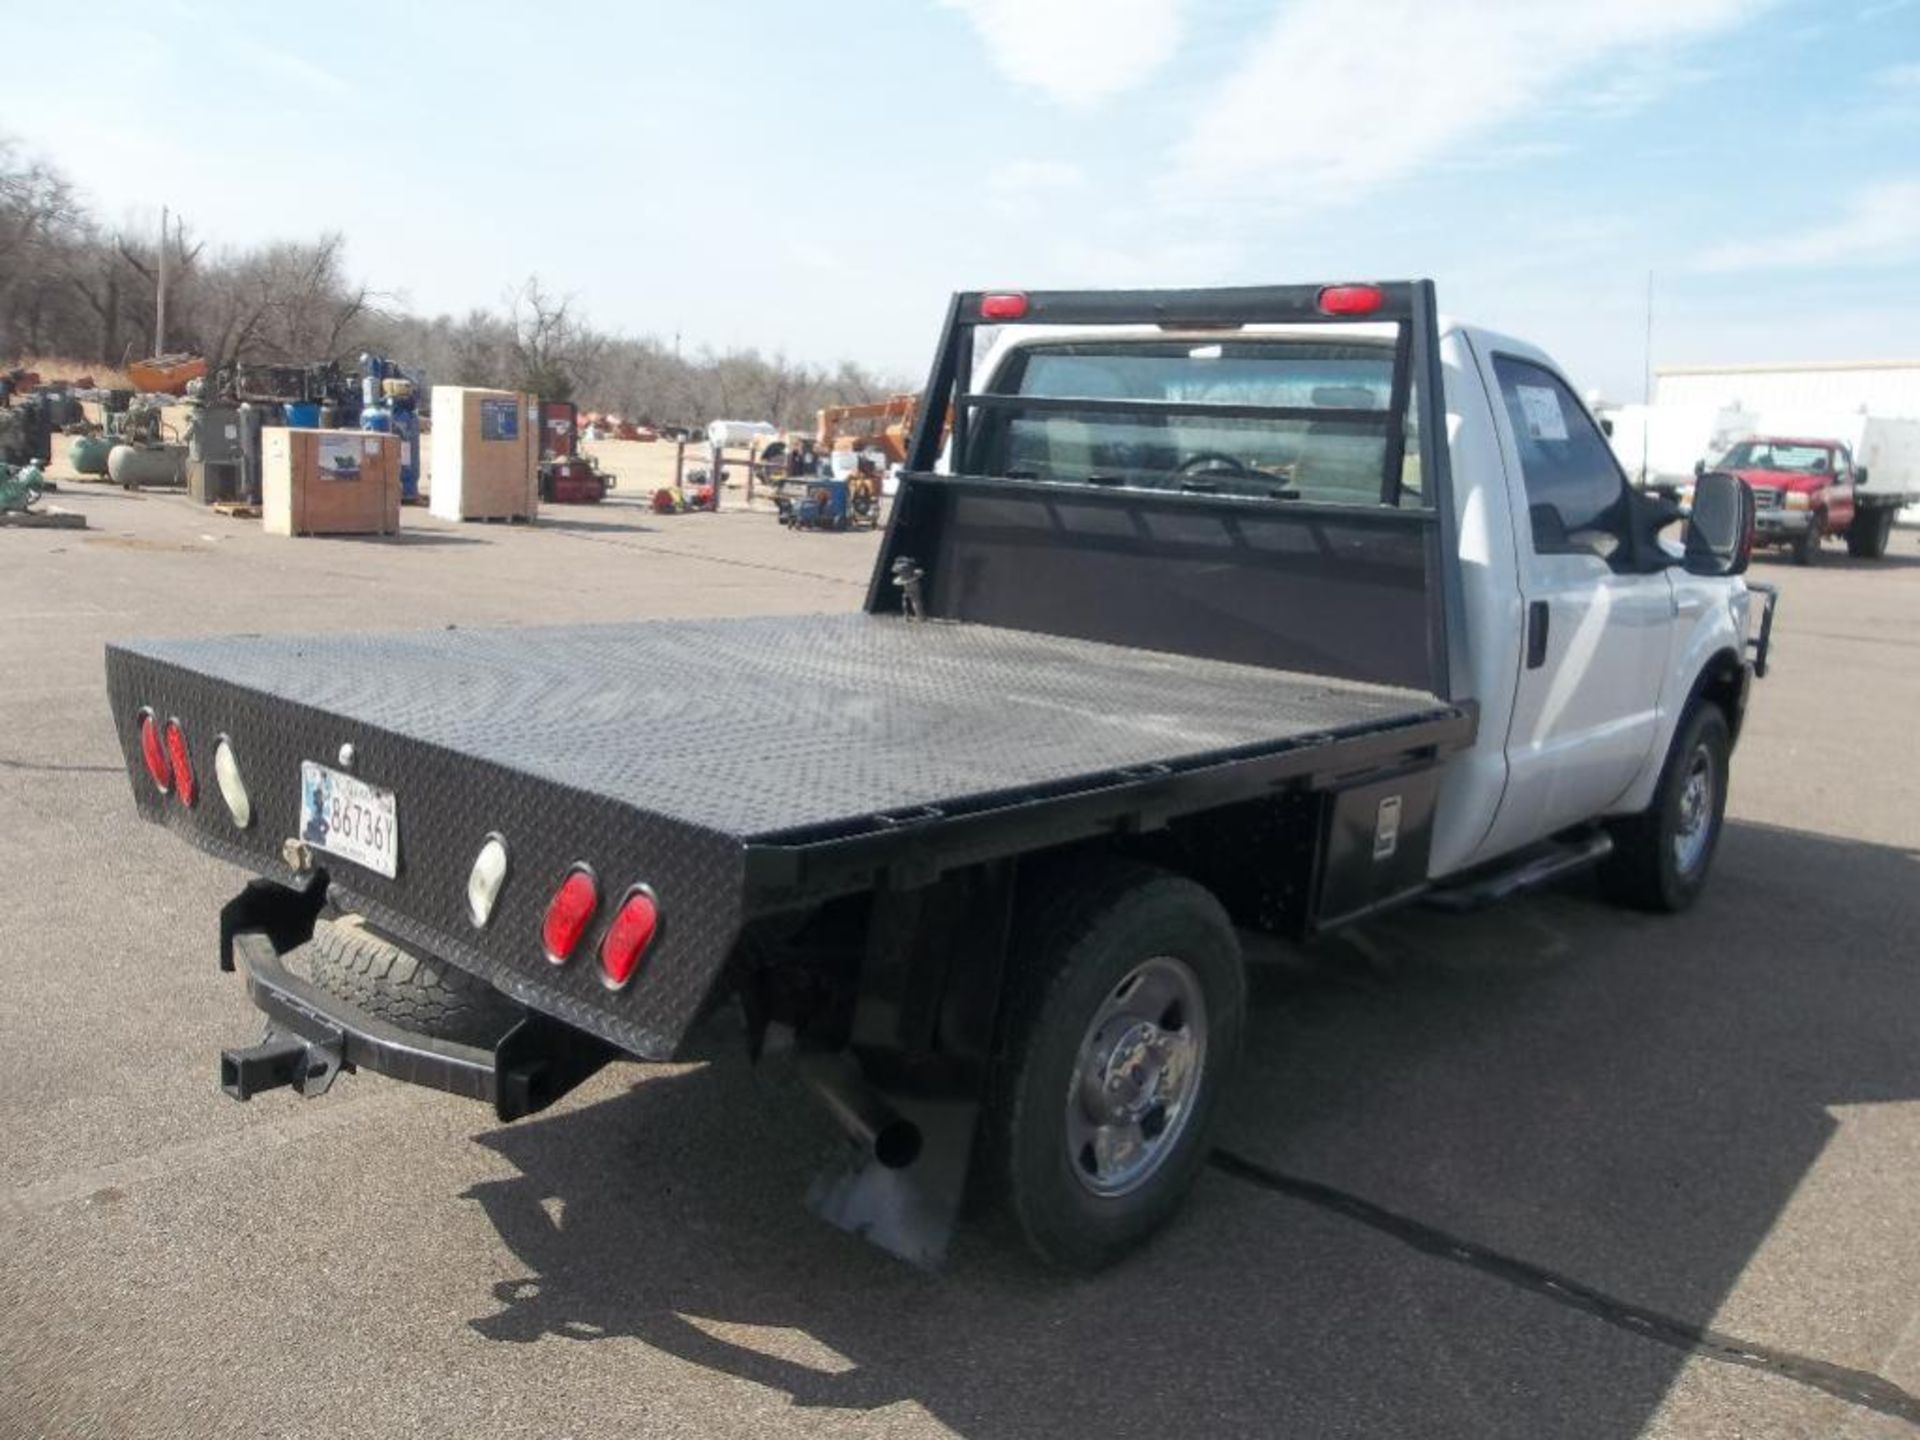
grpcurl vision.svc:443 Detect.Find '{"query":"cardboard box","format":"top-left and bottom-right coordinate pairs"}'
top-left (262, 428), bottom-right (401, 536)
top-left (428, 387), bottom-right (540, 521)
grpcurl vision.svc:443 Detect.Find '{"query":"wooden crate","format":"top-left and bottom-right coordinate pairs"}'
top-left (427, 387), bottom-right (539, 522)
top-left (262, 429), bottom-right (401, 537)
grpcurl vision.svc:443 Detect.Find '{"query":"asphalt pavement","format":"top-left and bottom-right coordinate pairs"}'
top-left (3, 484), bottom-right (1918, 1439)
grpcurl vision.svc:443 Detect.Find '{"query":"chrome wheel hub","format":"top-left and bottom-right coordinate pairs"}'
top-left (1066, 957), bottom-right (1208, 1198)
top-left (1672, 745), bottom-right (1715, 876)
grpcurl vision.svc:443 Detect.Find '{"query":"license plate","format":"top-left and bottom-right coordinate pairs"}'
top-left (299, 761), bottom-right (398, 878)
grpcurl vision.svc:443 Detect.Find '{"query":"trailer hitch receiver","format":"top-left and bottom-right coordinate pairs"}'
top-left (220, 1024), bottom-right (345, 1101)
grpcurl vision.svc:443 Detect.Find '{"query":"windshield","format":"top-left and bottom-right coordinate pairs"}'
top-left (963, 338), bottom-right (1423, 508)
top-left (1716, 440), bottom-right (1834, 474)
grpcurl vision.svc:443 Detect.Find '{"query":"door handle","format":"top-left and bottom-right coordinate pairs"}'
top-left (1526, 600), bottom-right (1549, 669)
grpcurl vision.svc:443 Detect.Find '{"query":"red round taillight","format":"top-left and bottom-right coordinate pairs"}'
top-left (138, 710), bottom-right (172, 793)
top-left (599, 888), bottom-right (659, 991)
top-left (541, 867), bottom-right (599, 964)
top-left (164, 719), bottom-right (196, 807)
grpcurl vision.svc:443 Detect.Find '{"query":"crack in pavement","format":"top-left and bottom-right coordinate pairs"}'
top-left (1211, 1148), bottom-right (1920, 1427)
top-left (0, 756), bottom-right (121, 774)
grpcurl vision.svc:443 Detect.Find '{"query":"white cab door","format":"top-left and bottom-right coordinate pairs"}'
top-left (1472, 345), bottom-right (1674, 861)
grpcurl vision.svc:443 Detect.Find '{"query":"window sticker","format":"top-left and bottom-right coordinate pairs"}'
top-left (1515, 384), bottom-right (1568, 442)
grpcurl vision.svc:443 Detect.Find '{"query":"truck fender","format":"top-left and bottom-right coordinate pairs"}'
top-left (1613, 641), bottom-right (1747, 818)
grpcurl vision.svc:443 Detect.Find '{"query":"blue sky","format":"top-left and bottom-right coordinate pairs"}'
top-left (6, 0), bottom-right (1918, 398)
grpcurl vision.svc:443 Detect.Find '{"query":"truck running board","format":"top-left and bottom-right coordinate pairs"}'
top-left (1423, 830), bottom-right (1614, 913)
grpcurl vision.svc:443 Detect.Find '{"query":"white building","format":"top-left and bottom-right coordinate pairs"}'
top-left (1656, 360), bottom-right (1920, 418)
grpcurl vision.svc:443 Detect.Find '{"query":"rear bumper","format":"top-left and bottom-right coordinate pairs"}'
top-left (220, 886), bottom-right (616, 1121)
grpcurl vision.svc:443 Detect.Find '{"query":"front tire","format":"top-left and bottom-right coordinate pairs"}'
top-left (1601, 704), bottom-right (1731, 913)
top-left (984, 860), bottom-right (1245, 1271)
top-left (1792, 519), bottom-right (1821, 566)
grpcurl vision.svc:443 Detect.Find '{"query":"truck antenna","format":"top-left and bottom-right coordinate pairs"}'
top-left (1640, 269), bottom-right (1653, 485)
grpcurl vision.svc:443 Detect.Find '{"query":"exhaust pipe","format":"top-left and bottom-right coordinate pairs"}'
top-left (796, 1050), bottom-right (923, 1170)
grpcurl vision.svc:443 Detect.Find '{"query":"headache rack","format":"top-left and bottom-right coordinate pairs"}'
top-left (869, 280), bottom-right (1467, 703)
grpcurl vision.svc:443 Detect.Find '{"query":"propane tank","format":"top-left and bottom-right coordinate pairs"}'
top-left (68, 433), bottom-right (114, 475)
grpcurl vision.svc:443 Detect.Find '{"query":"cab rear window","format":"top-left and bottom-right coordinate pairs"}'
top-left (964, 340), bottom-right (1424, 508)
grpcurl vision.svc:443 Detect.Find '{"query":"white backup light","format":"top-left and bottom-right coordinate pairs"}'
top-left (467, 835), bottom-right (510, 929)
top-left (214, 736), bottom-right (251, 829)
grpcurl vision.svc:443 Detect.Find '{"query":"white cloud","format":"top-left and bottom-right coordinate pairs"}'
top-left (1690, 178), bottom-right (1920, 272)
top-left (939, 0), bottom-right (1184, 106)
top-left (786, 238), bottom-right (850, 274)
top-left (219, 32), bottom-right (353, 98)
top-left (986, 159), bottom-right (1087, 197)
top-left (1168, 0), bottom-right (1765, 210)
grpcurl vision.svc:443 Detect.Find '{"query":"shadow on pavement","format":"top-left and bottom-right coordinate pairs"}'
top-left (462, 819), bottom-right (1920, 1437)
top-left (531, 516), bottom-right (662, 535)
top-left (311, 530), bottom-right (486, 547)
top-left (1753, 546), bottom-right (1920, 572)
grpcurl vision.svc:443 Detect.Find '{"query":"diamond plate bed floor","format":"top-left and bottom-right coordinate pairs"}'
top-left (117, 613), bottom-right (1447, 840)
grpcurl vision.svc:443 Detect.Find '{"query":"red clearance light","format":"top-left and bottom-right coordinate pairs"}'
top-left (1316, 284), bottom-right (1385, 317)
top-left (980, 292), bottom-right (1029, 320)
top-left (599, 888), bottom-right (660, 991)
top-left (138, 710), bottom-right (172, 793)
top-left (541, 868), bottom-right (599, 964)
top-left (164, 719), bottom-right (196, 807)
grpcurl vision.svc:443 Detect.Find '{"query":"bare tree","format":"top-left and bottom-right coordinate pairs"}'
top-left (0, 138), bottom-right (88, 358)
top-left (508, 278), bottom-right (605, 402)
top-left (0, 141), bottom-right (905, 425)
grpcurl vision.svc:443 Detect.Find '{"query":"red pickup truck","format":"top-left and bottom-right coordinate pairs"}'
top-left (1706, 435), bottom-right (1859, 565)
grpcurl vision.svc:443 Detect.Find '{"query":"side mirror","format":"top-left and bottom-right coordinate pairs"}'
top-left (1693, 457), bottom-right (1707, 479)
top-left (1684, 470), bottom-right (1754, 576)
top-left (1855, 464), bottom-right (1869, 486)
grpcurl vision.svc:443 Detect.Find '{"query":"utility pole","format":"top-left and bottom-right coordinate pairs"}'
top-left (155, 205), bottom-right (168, 357)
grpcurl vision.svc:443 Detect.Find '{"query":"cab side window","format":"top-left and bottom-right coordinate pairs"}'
top-left (1492, 354), bottom-right (1633, 565)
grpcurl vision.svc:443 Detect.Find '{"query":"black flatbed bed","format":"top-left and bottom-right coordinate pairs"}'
top-left (119, 612), bottom-right (1456, 846)
top-left (107, 279), bottom-right (1484, 1070)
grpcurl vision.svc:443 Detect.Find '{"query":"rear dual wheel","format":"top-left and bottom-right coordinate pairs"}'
top-left (1847, 507), bottom-right (1894, 560)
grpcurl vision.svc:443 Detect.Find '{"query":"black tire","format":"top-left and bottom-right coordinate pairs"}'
top-left (1792, 519), bottom-right (1820, 566)
top-left (983, 859), bottom-right (1245, 1271)
top-left (1601, 704), bottom-right (1731, 913)
top-left (1846, 506), bottom-right (1893, 560)
top-left (298, 916), bottom-right (520, 1047)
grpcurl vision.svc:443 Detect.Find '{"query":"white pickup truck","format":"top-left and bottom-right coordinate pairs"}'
top-left (111, 280), bottom-right (1775, 1272)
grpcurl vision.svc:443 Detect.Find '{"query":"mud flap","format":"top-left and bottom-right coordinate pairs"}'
top-left (806, 1093), bottom-right (980, 1269)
